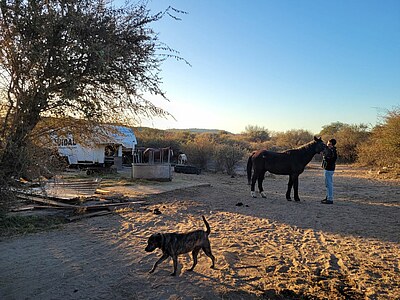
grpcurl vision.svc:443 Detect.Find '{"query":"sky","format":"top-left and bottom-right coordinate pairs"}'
top-left (118, 0), bottom-right (400, 134)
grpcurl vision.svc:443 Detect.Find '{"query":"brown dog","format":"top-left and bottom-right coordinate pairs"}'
top-left (145, 216), bottom-right (215, 276)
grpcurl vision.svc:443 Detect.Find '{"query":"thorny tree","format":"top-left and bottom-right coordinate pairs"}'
top-left (0, 0), bottom-right (185, 181)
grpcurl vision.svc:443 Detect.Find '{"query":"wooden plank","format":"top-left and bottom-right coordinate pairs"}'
top-left (10, 206), bottom-right (35, 212)
top-left (83, 201), bottom-right (145, 210)
top-left (16, 189), bottom-right (82, 201)
top-left (16, 194), bottom-right (77, 208)
top-left (95, 189), bottom-right (111, 195)
top-left (48, 178), bottom-right (101, 183)
top-left (16, 193), bottom-right (145, 211)
top-left (33, 206), bottom-right (75, 210)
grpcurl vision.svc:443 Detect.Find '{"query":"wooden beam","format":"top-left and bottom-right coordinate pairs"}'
top-left (16, 194), bottom-right (77, 208)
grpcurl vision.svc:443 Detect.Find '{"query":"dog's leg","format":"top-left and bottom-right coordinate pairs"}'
top-left (202, 244), bottom-right (215, 269)
top-left (149, 253), bottom-right (169, 274)
top-left (188, 248), bottom-right (201, 271)
top-left (171, 255), bottom-right (178, 276)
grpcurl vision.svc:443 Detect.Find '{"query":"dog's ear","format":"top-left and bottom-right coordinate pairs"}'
top-left (151, 233), bottom-right (162, 243)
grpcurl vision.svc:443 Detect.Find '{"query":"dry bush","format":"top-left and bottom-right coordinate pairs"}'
top-left (320, 123), bottom-right (370, 163)
top-left (0, 179), bottom-right (15, 215)
top-left (243, 125), bottom-right (271, 143)
top-left (357, 108), bottom-right (400, 169)
top-left (334, 125), bottom-right (370, 163)
top-left (214, 144), bottom-right (247, 175)
top-left (272, 130), bottom-right (314, 151)
top-left (181, 134), bottom-right (216, 170)
top-left (0, 137), bottom-right (67, 213)
top-left (23, 143), bottom-right (67, 180)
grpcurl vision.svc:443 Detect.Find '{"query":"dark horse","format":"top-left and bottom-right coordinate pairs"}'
top-left (247, 137), bottom-right (326, 201)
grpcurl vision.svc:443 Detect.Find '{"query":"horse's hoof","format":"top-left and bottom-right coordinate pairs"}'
top-left (251, 192), bottom-right (257, 198)
top-left (260, 192), bottom-right (267, 198)
top-left (294, 198), bottom-right (301, 202)
top-left (286, 198), bottom-right (292, 201)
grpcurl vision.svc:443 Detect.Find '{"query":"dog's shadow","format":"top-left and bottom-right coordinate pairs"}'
top-left (143, 254), bottom-right (220, 277)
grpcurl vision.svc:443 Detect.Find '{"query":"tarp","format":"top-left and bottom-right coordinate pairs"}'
top-left (91, 125), bottom-right (137, 149)
top-left (103, 126), bottom-right (137, 149)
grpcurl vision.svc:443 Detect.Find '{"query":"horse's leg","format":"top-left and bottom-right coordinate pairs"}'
top-left (258, 171), bottom-right (267, 198)
top-left (286, 175), bottom-right (293, 201)
top-left (293, 174), bottom-right (300, 201)
top-left (251, 169), bottom-right (258, 198)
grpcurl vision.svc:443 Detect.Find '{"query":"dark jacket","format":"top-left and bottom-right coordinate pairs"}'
top-left (322, 147), bottom-right (337, 171)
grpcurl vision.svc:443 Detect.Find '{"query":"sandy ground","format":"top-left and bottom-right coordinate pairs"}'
top-left (0, 164), bottom-right (399, 300)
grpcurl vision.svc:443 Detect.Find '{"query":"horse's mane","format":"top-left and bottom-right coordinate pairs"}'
top-left (297, 140), bottom-right (316, 150)
top-left (285, 140), bottom-right (316, 154)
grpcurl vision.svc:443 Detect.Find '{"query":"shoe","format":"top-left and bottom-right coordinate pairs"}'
top-left (321, 199), bottom-right (333, 204)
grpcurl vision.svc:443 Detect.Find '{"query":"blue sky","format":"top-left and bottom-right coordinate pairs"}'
top-left (120, 0), bottom-right (400, 134)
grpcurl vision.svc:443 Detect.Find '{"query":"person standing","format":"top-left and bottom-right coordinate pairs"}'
top-left (321, 139), bottom-right (337, 204)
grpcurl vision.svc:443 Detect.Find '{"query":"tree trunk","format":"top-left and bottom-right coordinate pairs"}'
top-left (0, 114), bottom-right (40, 180)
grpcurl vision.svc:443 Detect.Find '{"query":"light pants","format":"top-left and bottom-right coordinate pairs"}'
top-left (324, 170), bottom-right (334, 201)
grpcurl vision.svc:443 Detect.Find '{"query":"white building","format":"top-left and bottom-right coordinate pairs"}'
top-left (56, 126), bottom-right (137, 170)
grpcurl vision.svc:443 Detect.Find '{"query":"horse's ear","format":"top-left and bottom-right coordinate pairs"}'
top-left (314, 136), bottom-right (322, 142)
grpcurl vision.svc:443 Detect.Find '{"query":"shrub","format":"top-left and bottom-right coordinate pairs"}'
top-left (272, 130), bottom-right (314, 151)
top-left (357, 108), bottom-right (400, 168)
top-left (243, 125), bottom-right (271, 143)
top-left (320, 123), bottom-right (370, 163)
top-left (182, 134), bottom-right (216, 170)
top-left (214, 144), bottom-right (247, 175)
top-left (334, 125), bottom-right (370, 163)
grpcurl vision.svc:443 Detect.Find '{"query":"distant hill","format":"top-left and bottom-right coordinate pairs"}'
top-left (133, 126), bottom-right (233, 135)
top-left (166, 128), bottom-right (233, 134)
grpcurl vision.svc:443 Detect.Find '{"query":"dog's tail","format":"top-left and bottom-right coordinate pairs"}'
top-left (202, 216), bottom-right (211, 235)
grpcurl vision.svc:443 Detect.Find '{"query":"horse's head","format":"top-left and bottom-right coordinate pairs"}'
top-left (313, 136), bottom-right (326, 154)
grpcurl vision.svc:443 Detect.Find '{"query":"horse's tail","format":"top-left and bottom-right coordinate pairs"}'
top-left (202, 216), bottom-right (211, 235)
top-left (247, 153), bottom-right (254, 185)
